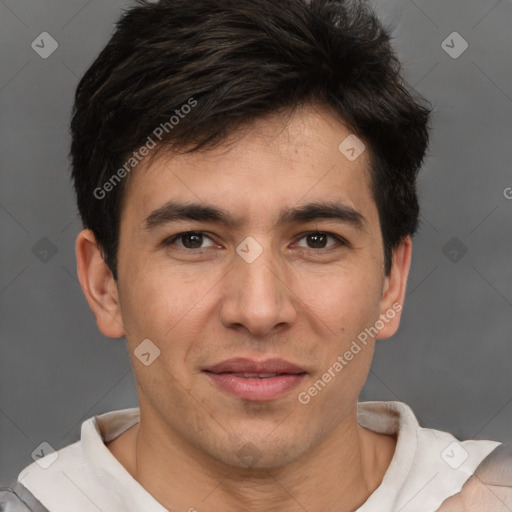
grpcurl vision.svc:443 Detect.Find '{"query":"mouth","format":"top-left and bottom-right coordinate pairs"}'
top-left (215, 372), bottom-right (294, 378)
top-left (202, 358), bottom-right (307, 401)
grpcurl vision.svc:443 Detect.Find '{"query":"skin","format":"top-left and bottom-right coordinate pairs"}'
top-left (76, 103), bottom-right (412, 512)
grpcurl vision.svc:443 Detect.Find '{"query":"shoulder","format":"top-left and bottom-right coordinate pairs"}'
top-left (437, 443), bottom-right (512, 511)
top-left (0, 485), bottom-right (49, 512)
top-left (1, 486), bottom-right (33, 511)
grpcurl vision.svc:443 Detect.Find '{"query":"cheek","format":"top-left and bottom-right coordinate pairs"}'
top-left (118, 265), bottom-right (221, 382)
top-left (121, 260), bottom-right (207, 329)
top-left (289, 264), bottom-right (383, 334)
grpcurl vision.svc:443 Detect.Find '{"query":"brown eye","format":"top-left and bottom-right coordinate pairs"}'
top-left (295, 232), bottom-right (344, 250)
top-left (164, 231), bottom-right (216, 250)
top-left (307, 233), bottom-right (328, 248)
top-left (180, 232), bottom-right (204, 249)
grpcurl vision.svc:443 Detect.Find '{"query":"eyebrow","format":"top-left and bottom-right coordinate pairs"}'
top-left (144, 200), bottom-right (366, 232)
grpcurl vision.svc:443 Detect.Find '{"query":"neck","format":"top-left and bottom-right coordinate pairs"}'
top-left (107, 405), bottom-right (396, 512)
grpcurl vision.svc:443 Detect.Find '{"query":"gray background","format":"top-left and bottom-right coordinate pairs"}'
top-left (1, 0), bottom-right (511, 485)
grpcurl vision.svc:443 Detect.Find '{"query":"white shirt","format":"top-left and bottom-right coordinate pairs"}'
top-left (17, 401), bottom-right (501, 512)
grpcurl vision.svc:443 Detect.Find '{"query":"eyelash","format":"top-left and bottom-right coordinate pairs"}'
top-left (162, 231), bottom-right (349, 252)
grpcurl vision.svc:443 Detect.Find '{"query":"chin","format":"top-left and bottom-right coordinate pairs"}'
top-left (210, 432), bottom-right (309, 471)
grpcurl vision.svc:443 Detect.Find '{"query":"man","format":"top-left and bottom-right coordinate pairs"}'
top-left (2, 0), bottom-right (510, 510)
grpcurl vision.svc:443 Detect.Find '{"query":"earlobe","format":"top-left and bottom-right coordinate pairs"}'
top-left (376, 236), bottom-right (413, 340)
top-left (75, 229), bottom-right (125, 339)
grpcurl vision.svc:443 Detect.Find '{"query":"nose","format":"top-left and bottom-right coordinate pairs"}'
top-left (218, 241), bottom-right (298, 338)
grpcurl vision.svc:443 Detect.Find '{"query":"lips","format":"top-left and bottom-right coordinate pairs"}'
top-left (227, 373), bottom-right (282, 378)
top-left (204, 357), bottom-right (306, 375)
top-left (203, 358), bottom-right (307, 401)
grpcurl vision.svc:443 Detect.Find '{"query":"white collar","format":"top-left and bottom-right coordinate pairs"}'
top-left (356, 401), bottom-right (500, 511)
top-left (18, 401), bottom-right (501, 512)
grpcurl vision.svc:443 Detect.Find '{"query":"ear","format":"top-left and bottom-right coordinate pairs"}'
top-left (75, 229), bottom-right (125, 338)
top-left (376, 236), bottom-right (412, 339)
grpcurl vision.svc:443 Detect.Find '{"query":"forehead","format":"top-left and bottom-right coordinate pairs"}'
top-left (121, 104), bottom-right (377, 229)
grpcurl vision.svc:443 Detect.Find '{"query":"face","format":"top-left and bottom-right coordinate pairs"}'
top-left (78, 104), bottom-right (410, 469)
